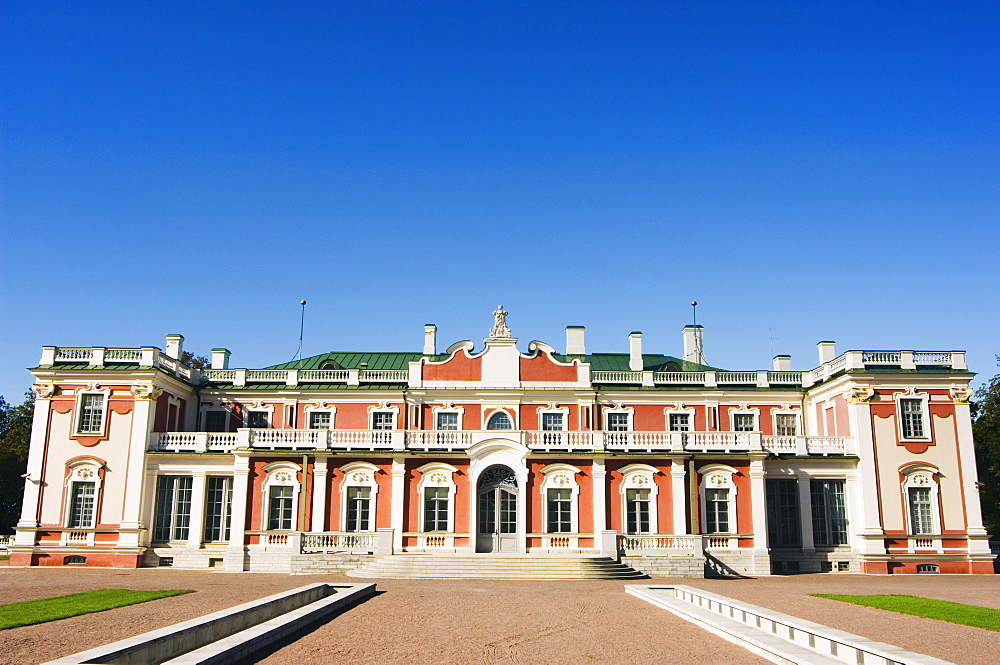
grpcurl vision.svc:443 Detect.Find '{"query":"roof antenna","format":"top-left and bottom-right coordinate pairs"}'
top-left (294, 300), bottom-right (307, 361)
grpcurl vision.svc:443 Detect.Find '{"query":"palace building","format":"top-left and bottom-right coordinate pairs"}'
top-left (9, 308), bottom-right (995, 576)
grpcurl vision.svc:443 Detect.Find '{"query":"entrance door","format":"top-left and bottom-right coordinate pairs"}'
top-left (476, 466), bottom-right (519, 552)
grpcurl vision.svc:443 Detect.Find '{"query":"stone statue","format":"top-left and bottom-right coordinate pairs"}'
top-left (489, 305), bottom-right (511, 338)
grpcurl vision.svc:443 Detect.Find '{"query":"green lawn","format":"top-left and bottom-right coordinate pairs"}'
top-left (812, 594), bottom-right (1000, 632)
top-left (0, 589), bottom-right (193, 630)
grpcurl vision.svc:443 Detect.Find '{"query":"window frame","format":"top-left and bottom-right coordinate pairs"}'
top-left (698, 465), bottom-right (739, 535)
top-left (260, 462), bottom-right (301, 532)
top-left (901, 465), bottom-right (941, 536)
top-left (64, 460), bottom-right (103, 529)
top-left (153, 475), bottom-right (194, 541)
top-left (896, 391), bottom-right (931, 441)
top-left (74, 389), bottom-right (110, 436)
top-left (772, 408), bottom-right (799, 437)
top-left (304, 403), bottom-right (336, 430)
top-left (339, 461), bottom-right (379, 532)
top-left (416, 462), bottom-right (458, 540)
top-left (203, 475), bottom-right (233, 542)
top-left (664, 406), bottom-right (696, 432)
top-left (619, 464), bottom-right (659, 535)
top-left (203, 409), bottom-right (230, 433)
top-left (810, 478), bottom-right (849, 547)
top-left (485, 409), bottom-right (516, 430)
top-left (539, 464), bottom-right (581, 536)
top-left (765, 478), bottom-right (801, 548)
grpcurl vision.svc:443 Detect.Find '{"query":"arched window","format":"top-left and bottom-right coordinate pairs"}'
top-left (699, 465), bottom-right (739, 535)
top-left (487, 411), bottom-right (514, 430)
top-left (261, 462), bottom-right (301, 531)
top-left (339, 462), bottom-right (380, 532)
top-left (619, 464), bottom-right (659, 535)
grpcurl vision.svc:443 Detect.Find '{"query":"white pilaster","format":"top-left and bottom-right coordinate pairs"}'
top-left (846, 399), bottom-right (886, 555)
top-left (670, 459), bottom-right (687, 534)
top-left (390, 456), bottom-right (406, 550)
top-left (311, 460), bottom-right (329, 532)
top-left (186, 471), bottom-right (207, 549)
top-left (119, 388), bottom-right (158, 544)
top-left (796, 472), bottom-right (815, 551)
top-left (226, 454), bottom-right (250, 571)
top-left (749, 454), bottom-right (768, 549)
top-left (954, 400), bottom-right (990, 549)
top-left (13, 386), bottom-right (54, 545)
top-left (592, 458), bottom-right (606, 533)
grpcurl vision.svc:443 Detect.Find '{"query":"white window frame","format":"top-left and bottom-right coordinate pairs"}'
top-left (339, 461), bottom-right (380, 532)
top-left (603, 405), bottom-right (634, 448)
top-left (243, 402), bottom-right (275, 430)
top-left (664, 405), bottom-right (696, 432)
top-left (484, 407), bottom-right (517, 430)
top-left (729, 405), bottom-right (760, 432)
top-left (431, 403), bottom-right (465, 430)
top-left (699, 464), bottom-right (739, 541)
top-left (539, 464), bottom-right (581, 549)
top-left (771, 406), bottom-right (800, 436)
top-left (74, 387), bottom-right (110, 436)
top-left (304, 403), bottom-right (337, 430)
top-left (415, 462), bottom-right (458, 549)
top-left (619, 464), bottom-right (659, 535)
top-left (202, 407), bottom-right (231, 432)
top-left (261, 462), bottom-right (301, 532)
top-left (900, 464), bottom-right (941, 551)
top-left (537, 404), bottom-right (569, 430)
top-left (63, 460), bottom-right (103, 535)
top-left (895, 389), bottom-right (931, 441)
top-left (367, 402), bottom-right (399, 430)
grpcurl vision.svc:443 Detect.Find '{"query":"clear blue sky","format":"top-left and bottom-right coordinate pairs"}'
top-left (1, 1), bottom-right (997, 401)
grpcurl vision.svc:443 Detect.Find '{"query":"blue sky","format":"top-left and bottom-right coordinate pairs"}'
top-left (1, 1), bottom-right (997, 400)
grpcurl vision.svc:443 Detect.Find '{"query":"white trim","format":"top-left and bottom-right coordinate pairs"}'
top-left (367, 402), bottom-right (399, 430)
top-left (536, 404), bottom-right (569, 431)
top-left (260, 461), bottom-right (301, 531)
top-left (73, 387), bottom-right (111, 436)
top-left (539, 463), bottom-right (581, 548)
top-left (901, 464), bottom-right (942, 549)
top-left (728, 404), bottom-right (760, 432)
top-left (415, 462), bottom-right (458, 549)
top-left (431, 403), bottom-right (465, 431)
top-left (63, 459), bottom-right (103, 529)
top-left (664, 405), bottom-right (696, 431)
top-left (771, 405), bottom-right (800, 436)
top-left (339, 461), bottom-right (380, 532)
top-left (895, 389), bottom-right (931, 441)
top-left (603, 405), bottom-right (634, 430)
top-left (699, 464), bottom-right (738, 535)
top-left (483, 406), bottom-right (518, 430)
top-left (304, 402), bottom-right (337, 430)
top-left (619, 463), bottom-right (659, 534)
top-left (243, 401), bottom-right (275, 429)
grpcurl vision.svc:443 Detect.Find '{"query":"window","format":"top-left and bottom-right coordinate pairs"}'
top-left (246, 411), bottom-right (269, 429)
top-left (68, 482), bottom-right (96, 528)
top-left (625, 488), bottom-right (650, 534)
top-left (268, 485), bottom-right (294, 530)
top-left (607, 413), bottom-right (629, 431)
top-left (308, 411), bottom-right (331, 429)
top-left (541, 413), bottom-right (564, 430)
top-left (261, 463), bottom-right (300, 532)
top-left (486, 411), bottom-right (514, 430)
top-left (900, 399), bottom-right (925, 439)
top-left (153, 476), bottom-right (193, 541)
top-left (733, 413), bottom-right (755, 431)
top-left (811, 480), bottom-right (848, 546)
top-left (775, 414), bottom-right (797, 436)
top-left (204, 410), bottom-right (228, 432)
top-left (705, 488), bottom-right (730, 533)
top-left (668, 413), bottom-right (691, 431)
top-left (436, 412), bottom-right (459, 430)
top-left (547, 489), bottom-right (572, 532)
top-left (372, 412), bottom-right (393, 429)
top-left (908, 487), bottom-right (934, 535)
top-left (204, 476), bottom-right (233, 542)
top-left (77, 393), bottom-right (105, 434)
top-left (346, 487), bottom-right (371, 531)
top-left (765, 479), bottom-right (801, 547)
top-left (423, 487), bottom-right (449, 532)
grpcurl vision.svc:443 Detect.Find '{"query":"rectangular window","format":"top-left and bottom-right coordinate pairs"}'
top-left (308, 412), bottom-right (331, 429)
top-left (203, 476), bottom-right (233, 542)
top-left (77, 394), bottom-right (105, 434)
top-left (775, 414), bottom-right (797, 436)
top-left (547, 488), bottom-right (572, 533)
top-left (423, 487), bottom-right (449, 532)
top-left (606, 413), bottom-right (629, 431)
top-left (668, 413), bottom-right (691, 431)
top-left (267, 485), bottom-right (294, 531)
top-left (541, 413), bottom-right (564, 430)
top-left (625, 488), bottom-right (650, 534)
top-left (908, 487), bottom-right (934, 535)
top-left (246, 411), bottom-right (269, 429)
top-left (705, 488), bottom-right (730, 533)
top-left (811, 480), bottom-right (849, 546)
top-left (436, 412), bottom-right (459, 430)
top-left (204, 410), bottom-right (228, 432)
top-left (153, 476), bottom-right (193, 541)
top-left (346, 486), bottom-right (371, 531)
top-left (900, 399), bottom-right (925, 438)
top-left (68, 482), bottom-right (96, 528)
top-left (372, 412), bottom-right (393, 429)
top-left (765, 479), bottom-right (801, 547)
top-left (733, 414), bottom-right (755, 431)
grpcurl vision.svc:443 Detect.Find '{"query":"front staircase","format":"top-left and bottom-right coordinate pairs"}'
top-left (345, 554), bottom-right (647, 580)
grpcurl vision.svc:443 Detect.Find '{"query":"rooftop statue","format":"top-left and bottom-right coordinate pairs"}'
top-left (489, 305), bottom-right (511, 338)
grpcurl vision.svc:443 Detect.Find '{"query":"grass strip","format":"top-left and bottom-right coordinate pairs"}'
top-left (811, 594), bottom-right (1000, 632)
top-left (0, 588), bottom-right (193, 629)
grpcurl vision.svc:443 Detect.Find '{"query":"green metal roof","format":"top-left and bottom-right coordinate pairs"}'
top-left (561, 353), bottom-right (720, 372)
top-left (266, 352), bottom-right (431, 371)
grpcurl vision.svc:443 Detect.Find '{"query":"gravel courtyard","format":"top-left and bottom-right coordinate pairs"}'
top-left (1, 566), bottom-right (997, 665)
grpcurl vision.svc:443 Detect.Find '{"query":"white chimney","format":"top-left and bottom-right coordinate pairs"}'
top-left (772, 355), bottom-right (791, 371)
top-left (165, 334), bottom-right (184, 359)
top-left (423, 324), bottom-right (437, 355)
top-left (817, 341), bottom-right (836, 364)
top-left (629, 332), bottom-right (643, 371)
top-left (211, 348), bottom-right (231, 369)
top-left (682, 325), bottom-right (705, 365)
top-left (565, 326), bottom-right (585, 355)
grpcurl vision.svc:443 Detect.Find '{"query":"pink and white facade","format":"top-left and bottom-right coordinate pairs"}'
top-left (10, 310), bottom-right (994, 575)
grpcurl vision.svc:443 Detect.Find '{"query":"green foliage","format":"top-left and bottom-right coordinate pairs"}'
top-left (0, 392), bottom-right (33, 534)
top-left (812, 594), bottom-right (1000, 632)
top-left (972, 357), bottom-right (1000, 538)
top-left (180, 351), bottom-right (210, 370)
top-left (0, 589), bottom-right (193, 630)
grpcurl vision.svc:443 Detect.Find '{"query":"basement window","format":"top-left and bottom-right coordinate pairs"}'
top-left (917, 563), bottom-right (940, 573)
top-left (64, 555), bottom-right (86, 565)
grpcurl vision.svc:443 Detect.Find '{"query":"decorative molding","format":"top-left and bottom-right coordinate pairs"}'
top-left (845, 387), bottom-right (875, 404)
top-left (131, 384), bottom-right (162, 401)
top-left (32, 383), bottom-right (57, 399)
top-left (950, 387), bottom-right (973, 404)
top-left (488, 305), bottom-right (511, 338)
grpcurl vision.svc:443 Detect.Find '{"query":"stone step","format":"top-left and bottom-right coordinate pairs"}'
top-left (346, 554), bottom-right (647, 579)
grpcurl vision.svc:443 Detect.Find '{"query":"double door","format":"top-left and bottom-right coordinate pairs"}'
top-left (476, 466), bottom-right (519, 552)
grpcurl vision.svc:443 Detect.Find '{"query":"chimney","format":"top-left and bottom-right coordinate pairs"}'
top-left (565, 326), bottom-right (585, 355)
top-left (165, 334), bottom-right (184, 359)
top-left (629, 332), bottom-right (643, 371)
top-left (682, 325), bottom-right (705, 365)
top-left (423, 324), bottom-right (437, 355)
top-left (817, 341), bottom-right (836, 364)
top-left (772, 355), bottom-right (791, 371)
top-left (211, 348), bottom-right (231, 369)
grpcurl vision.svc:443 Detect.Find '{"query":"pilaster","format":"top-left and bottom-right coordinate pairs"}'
top-left (186, 471), bottom-right (208, 549)
top-left (13, 385), bottom-right (55, 545)
top-left (120, 384), bottom-right (160, 543)
top-left (592, 458), bottom-right (607, 533)
top-left (845, 397), bottom-right (886, 555)
top-left (390, 456), bottom-right (406, 551)
top-left (225, 453), bottom-right (251, 571)
top-left (670, 459), bottom-right (688, 534)
top-left (311, 460), bottom-right (329, 532)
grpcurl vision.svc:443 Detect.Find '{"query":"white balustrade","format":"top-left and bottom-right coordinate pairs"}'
top-left (105, 348), bottom-right (142, 361)
top-left (602, 431), bottom-right (673, 451)
top-left (652, 372), bottom-right (705, 384)
top-left (202, 369), bottom-right (237, 382)
top-left (359, 369), bottom-right (408, 382)
top-left (766, 372), bottom-right (802, 384)
top-left (245, 369), bottom-right (287, 382)
top-left (715, 372), bottom-right (757, 384)
top-left (299, 369), bottom-right (350, 382)
top-left (913, 351), bottom-right (952, 365)
top-left (207, 433), bottom-right (240, 450)
top-left (406, 431), bottom-right (472, 451)
top-left (591, 371), bottom-right (643, 384)
top-left (805, 436), bottom-right (847, 455)
top-left (328, 429), bottom-right (402, 450)
top-left (762, 436), bottom-right (799, 454)
top-left (54, 348), bottom-right (91, 361)
top-left (620, 534), bottom-right (699, 552)
top-left (301, 531), bottom-right (377, 552)
top-left (862, 351), bottom-right (901, 364)
top-left (684, 432), bottom-right (751, 452)
top-left (702, 535), bottom-right (737, 549)
top-left (525, 431), bottom-right (596, 451)
top-left (250, 428), bottom-right (328, 449)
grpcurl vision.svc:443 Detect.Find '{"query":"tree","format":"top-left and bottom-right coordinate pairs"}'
top-left (972, 357), bottom-right (1000, 539)
top-left (180, 351), bottom-right (210, 370)
top-left (0, 392), bottom-right (34, 534)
